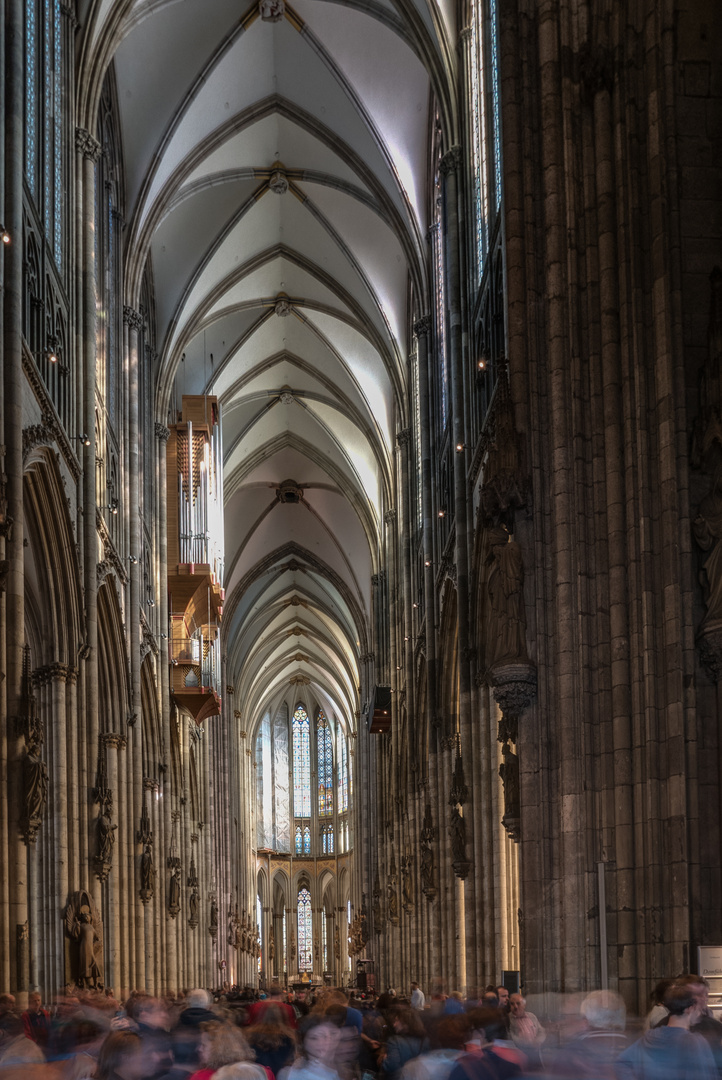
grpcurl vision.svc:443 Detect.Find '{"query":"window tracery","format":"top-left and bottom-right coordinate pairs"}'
top-left (293, 704), bottom-right (311, 818)
top-left (297, 886), bottom-right (312, 971)
top-left (317, 711), bottom-right (333, 817)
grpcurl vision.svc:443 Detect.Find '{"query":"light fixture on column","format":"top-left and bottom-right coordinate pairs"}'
top-left (147, 597), bottom-right (155, 607)
top-left (455, 443), bottom-right (466, 453)
top-left (128, 555), bottom-right (138, 564)
top-left (438, 509), bottom-right (445, 518)
top-left (0, 225), bottom-right (10, 245)
top-left (74, 433), bottom-right (91, 447)
top-left (47, 347), bottom-right (59, 364)
top-left (99, 497), bottom-right (119, 515)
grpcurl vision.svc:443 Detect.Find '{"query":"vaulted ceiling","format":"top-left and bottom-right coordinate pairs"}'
top-left (79, 0), bottom-right (456, 738)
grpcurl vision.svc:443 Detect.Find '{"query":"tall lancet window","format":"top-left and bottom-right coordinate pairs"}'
top-left (25, 0), bottom-right (65, 264)
top-left (337, 728), bottom-right (348, 813)
top-left (293, 704), bottom-right (311, 817)
top-left (470, 2), bottom-right (489, 278)
top-left (297, 887), bottom-right (313, 971)
top-left (317, 711), bottom-right (333, 817)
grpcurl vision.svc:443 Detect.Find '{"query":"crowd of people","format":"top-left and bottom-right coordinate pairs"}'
top-left (0, 972), bottom-right (719, 1079)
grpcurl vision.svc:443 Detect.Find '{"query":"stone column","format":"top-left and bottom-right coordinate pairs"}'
top-left (76, 126), bottom-right (102, 917)
top-left (4, 0), bottom-right (28, 997)
top-left (414, 319), bottom-right (438, 761)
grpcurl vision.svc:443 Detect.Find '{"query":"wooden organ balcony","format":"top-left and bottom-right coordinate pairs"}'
top-left (167, 395), bottom-right (224, 724)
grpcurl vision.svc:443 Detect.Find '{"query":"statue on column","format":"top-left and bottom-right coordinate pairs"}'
top-left (449, 805), bottom-right (466, 865)
top-left (140, 843), bottom-right (155, 904)
top-left (486, 526), bottom-right (528, 666)
top-left (420, 805), bottom-right (436, 897)
top-left (694, 466), bottom-right (722, 629)
top-left (64, 891), bottom-right (103, 989)
top-left (168, 866), bottom-right (181, 919)
top-left (23, 720), bottom-right (48, 844)
top-left (189, 891), bottom-right (199, 929)
top-left (334, 923), bottom-right (340, 960)
top-left (210, 898), bottom-right (219, 941)
top-left (387, 859), bottom-right (399, 925)
top-left (499, 742), bottom-right (521, 842)
top-left (401, 855), bottom-right (414, 911)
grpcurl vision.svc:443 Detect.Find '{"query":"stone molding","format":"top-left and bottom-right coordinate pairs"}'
top-left (413, 315), bottom-right (431, 337)
top-left (439, 146), bottom-right (462, 176)
top-left (123, 306), bottom-right (144, 332)
top-left (155, 423), bottom-right (170, 442)
top-left (75, 127), bottom-right (102, 162)
top-left (396, 428), bottom-right (411, 447)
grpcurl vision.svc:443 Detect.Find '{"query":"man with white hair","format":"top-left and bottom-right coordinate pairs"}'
top-left (177, 988), bottom-right (216, 1028)
top-left (509, 994), bottom-right (545, 1047)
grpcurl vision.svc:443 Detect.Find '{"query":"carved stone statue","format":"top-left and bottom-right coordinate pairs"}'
top-left (420, 805), bottom-right (435, 895)
top-left (259, 0), bottom-right (285, 20)
top-left (210, 898), bottom-right (219, 940)
top-left (168, 867), bottom-right (181, 919)
top-left (694, 467), bottom-right (722, 630)
top-left (487, 527), bottom-right (528, 666)
top-left (334, 923), bottom-right (340, 960)
top-left (289, 926), bottom-right (297, 960)
top-left (401, 855), bottom-right (414, 910)
top-left (140, 844), bottom-right (155, 904)
top-left (64, 892), bottom-right (103, 989)
top-left (23, 723), bottom-right (48, 844)
top-left (189, 891), bottom-right (199, 929)
top-left (387, 867), bottom-right (399, 924)
top-left (269, 930), bottom-right (275, 962)
top-left (449, 805), bottom-right (466, 865)
top-left (499, 743), bottom-right (521, 842)
top-left (228, 906), bottom-right (237, 948)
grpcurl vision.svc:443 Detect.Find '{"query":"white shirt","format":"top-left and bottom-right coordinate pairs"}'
top-left (411, 988), bottom-right (426, 1010)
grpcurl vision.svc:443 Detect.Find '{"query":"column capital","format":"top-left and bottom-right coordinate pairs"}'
top-left (75, 128), bottom-right (102, 162)
top-left (123, 306), bottom-right (144, 332)
top-left (396, 428), bottom-right (412, 448)
top-left (102, 732), bottom-right (127, 750)
top-left (439, 145), bottom-right (463, 176)
top-left (384, 509), bottom-right (397, 524)
top-left (413, 315), bottom-right (432, 337)
top-left (155, 422), bottom-right (170, 442)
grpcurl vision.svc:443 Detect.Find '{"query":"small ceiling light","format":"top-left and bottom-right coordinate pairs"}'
top-left (0, 225), bottom-right (10, 244)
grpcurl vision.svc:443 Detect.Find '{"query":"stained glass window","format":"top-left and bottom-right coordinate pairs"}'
top-left (256, 716), bottom-right (272, 849)
top-left (25, 0), bottom-right (38, 194)
top-left (317, 712), bottom-right (333, 816)
top-left (470, 6), bottom-right (489, 278)
top-left (282, 909), bottom-right (287, 973)
top-left (274, 710), bottom-right (290, 851)
top-left (303, 825), bottom-right (311, 855)
top-left (293, 705), bottom-right (311, 817)
top-left (432, 203), bottom-right (448, 427)
top-left (322, 909), bottom-right (328, 970)
top-left (295, 824), bottom-right (302, 854)
top-left (257, 894), bottom-right (262, 974)
top-left (322, 823), bottom-right (334, 855)
top-left (489, 0), bottom-right (502, 209)
top-left (337, 731), bottom-right (348, 813)
top-left (297, 887), bottom-right (313, 971)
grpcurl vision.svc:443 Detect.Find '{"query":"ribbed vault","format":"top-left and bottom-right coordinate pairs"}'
top-left (78, 0), bottom-right (453, 752)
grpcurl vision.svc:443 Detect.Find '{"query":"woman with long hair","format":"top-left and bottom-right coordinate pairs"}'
top-left (246, 1003), bottom-right (297, 1079)
top-left (189, 1020), bottom-right (257, 1080)
top-left (93, 1031), bottom-right (144, 1080)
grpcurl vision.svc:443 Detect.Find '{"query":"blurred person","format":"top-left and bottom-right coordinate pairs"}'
top-left (180, 991), bottom-right (217, 1030)
top-left (615, 984), bottom-right (715, 1080)
top-left (643, 981), bottom-right (673, 1031)
top-left (247, 991), bottom-right (296, 1030)
top-left (246, 1003), bottom-right (296, 1078)
top-left (22, 990), bottom-right (51, 1046)
top-left (442, 996), bottom-right (464, 1018)
top-left (189, 1020), bottom-right (255, 1080)
top-left (381, 1005), bottom-right (430, 1080)
top-left (674, 973), bottom-right (722, 1060)
top-left (508, 995), bottom-right (545, 1048)
top-left (400, 1015), bottom-right (468, 1080)
top-left (157, 1029), bottom-right (204, 1080)
top-left (447, 1009), bottom-right (524, 1080)
top-left (214, 1066), bottom-right (268, 1080)
top-left (480, 996), bottom-right (498, 1011)
top-left (93, 1029), bottom-right (146, 1080)
top-left (0, 1006), bottom-right (46, 1067)
top-left (545, 991), bottom-right (627, 1078)
top-left (410, 985), bottom-right (425, 1012)
top-left (279, 1014), bottom-right (342, 1080)
top-left (494, 991), bottom-right (508, 1012)
top-left (133, 996), bottom-right (173, 1077)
